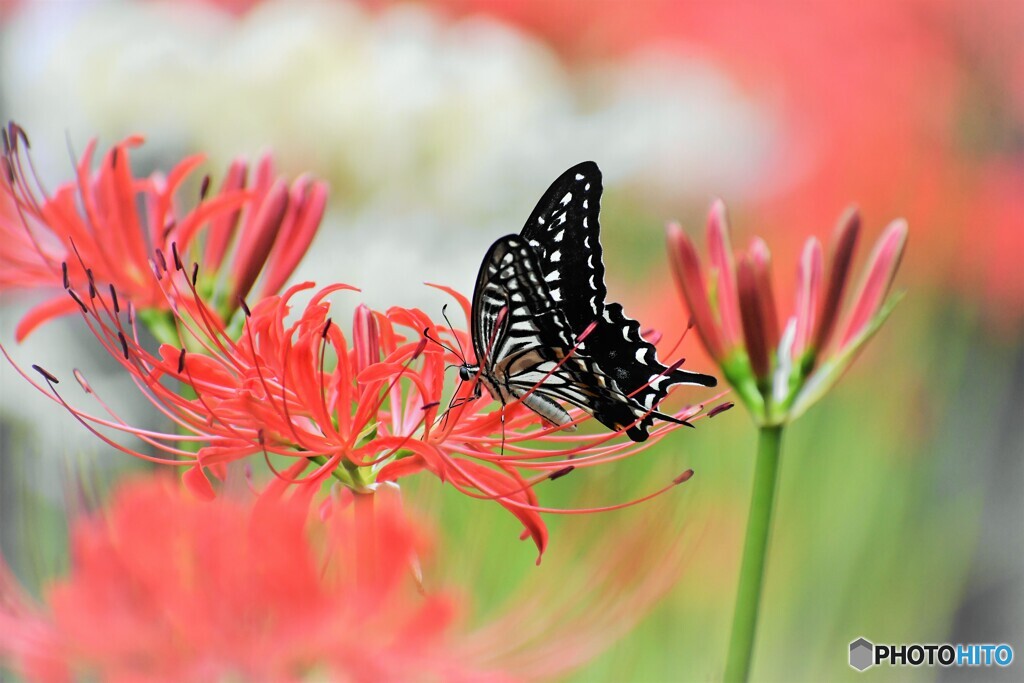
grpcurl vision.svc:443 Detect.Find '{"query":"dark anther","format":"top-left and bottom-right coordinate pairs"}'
top-left (61, 262), bottom-right (69, 289)
top-left (708, 402), bottom-right (734, 418)
top-left (257, 429), bottom-right (265, 447)
top-left (117, 331), bottom-right (130, 360)
top-left (411, 336), bottom-right (428, 359)
top-left (155, 248), bottom-right (167, 272)
top-left (1, 127), bottom-right (9, 154)
top-left (322, 318), bottom-right (332, 338)
top-left (191, 262), bottom-right (198, 285)
top-left (549, 465), bottom-right (575, 481)
top-left (86, 269), bottom-right (96, 298)
top-left (31, 364), bottom-right (59, 384)
top-left (111, 147), bottom-right (118, 168)
top-left (171, 242), bottom-right (183, 271)
top-left (199, 174), bottom-right (211, 200)
top-left (238, 297), bottom-right (251, 317)
top-left (421, 401), bottom-right (441, 411)
top-left (68, 289), bottom-right (88, 313)
top-left (673, 469), bottom-right (695, 485)
top-left (1, 158), bottom-right (13, 183)
top-left (177, 348), bottom-right (186, 374)
top-left (109, 285), bottom-right (120, 313)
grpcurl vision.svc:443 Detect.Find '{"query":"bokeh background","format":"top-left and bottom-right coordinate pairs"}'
top-left (0, 0), bottom-right (1021, 680)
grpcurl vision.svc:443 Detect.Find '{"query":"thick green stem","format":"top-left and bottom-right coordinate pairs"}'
top-left (723, 425), bottom-right (784, 682)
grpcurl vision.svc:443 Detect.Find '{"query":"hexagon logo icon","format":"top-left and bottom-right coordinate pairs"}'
top-left (849, 637), bottom-right (874, 671)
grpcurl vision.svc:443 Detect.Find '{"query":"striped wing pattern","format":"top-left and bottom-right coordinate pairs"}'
top-left (471, 236), bottom-right (632, 423)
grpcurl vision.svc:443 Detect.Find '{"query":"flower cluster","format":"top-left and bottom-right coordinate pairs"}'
top-left (15, 266), bottom-right (716, 559)
top-left (668, 200), bottom-right (907, 425)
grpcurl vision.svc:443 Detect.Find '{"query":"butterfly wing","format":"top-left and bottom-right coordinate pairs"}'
top-left (471, 234), bottom-right (683, 441)
top-left (519, 162), bottom-right (717, 438)
top-left (519, 161), bottom-right (606, 335)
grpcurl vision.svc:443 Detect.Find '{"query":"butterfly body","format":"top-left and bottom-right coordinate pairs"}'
top-left (462, 162), bottom-right (716, 442)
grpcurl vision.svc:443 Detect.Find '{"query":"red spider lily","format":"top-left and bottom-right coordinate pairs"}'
top-left (0, 122), bottom-right (326, 340)
top-left (5, 260), bottom-right (721, 561)
top-left (668, 201), bottom-right (907, 425)
top-left (0, 476), bottom-right (510, 682)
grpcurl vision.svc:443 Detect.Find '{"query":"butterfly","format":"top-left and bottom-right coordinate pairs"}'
top-left (459, 161), bottom-right (716, 442)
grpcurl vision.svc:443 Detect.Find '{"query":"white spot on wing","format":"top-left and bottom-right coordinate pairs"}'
top-left (544, 270), bottom-right (560, 282)
top-left (560, 192), bottom-right (572, 206)
top-left (550, 250), bottom-right (562, 263)
top-left (538, 217), bottom-right (545, 225)
top-left (551, 289), bottom-right (562, 301)
top-left (603, 310), bottom-right (614, 323)
top-left (635, 348), bottom-right (647, 363)
top-left (585, 183), bottom-right (591, 191)
top-left (575, 173), bottom-right (585, 180)
top-left (583, 200), bottom-right (588, 209)
top-left (554, 229), bottom-right (565, 242)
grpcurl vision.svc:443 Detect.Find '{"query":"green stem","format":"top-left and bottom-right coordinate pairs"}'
top-left (723, 425), bottom-right (784, 682)
top-left (307, 455), bottom-right (354, 486)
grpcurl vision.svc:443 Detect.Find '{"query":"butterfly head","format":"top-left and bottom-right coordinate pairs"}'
top-left (458, 363), bottom-right (478, 382)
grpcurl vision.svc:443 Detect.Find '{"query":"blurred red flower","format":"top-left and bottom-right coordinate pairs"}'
top-left (440, 0), bottom-right (1024, 320)
top-left (0, 476), bottom-right (509, 682)
top-left (0, 123), bottom-right (326, 340)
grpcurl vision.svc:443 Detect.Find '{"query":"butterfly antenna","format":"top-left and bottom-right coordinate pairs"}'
top-left (422, 326), bottom-right (463, 361)
top-left (441, 304), bottom-right (468, 361)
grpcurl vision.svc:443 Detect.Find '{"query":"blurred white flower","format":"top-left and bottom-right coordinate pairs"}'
top-left (1, 0), bottom-right (779, 323)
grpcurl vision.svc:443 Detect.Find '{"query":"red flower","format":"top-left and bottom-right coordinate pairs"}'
top-left (0, 476), bottom-right (509, 682)
top-left (8, 272), bottom-right (435, 500)
top-left (7, 265), bottom-right (720, 561)
top-left (667, 201), bottom-right (907, 424)
top-left (0, 123), bottom-right (326, 340)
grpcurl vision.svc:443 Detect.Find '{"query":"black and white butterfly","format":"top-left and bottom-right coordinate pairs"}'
top-left (459, 161), bottom-right (716, 442)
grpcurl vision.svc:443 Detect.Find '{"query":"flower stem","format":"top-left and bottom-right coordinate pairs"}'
top-left (724, 425), bottom-right (784, 682)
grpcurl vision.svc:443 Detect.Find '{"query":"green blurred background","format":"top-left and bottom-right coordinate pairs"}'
top-left (0, 1), bottom-right (1021, 680)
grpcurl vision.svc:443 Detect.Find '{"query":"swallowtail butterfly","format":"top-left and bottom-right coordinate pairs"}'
top-left (460, 162), bottom-right (716, 442)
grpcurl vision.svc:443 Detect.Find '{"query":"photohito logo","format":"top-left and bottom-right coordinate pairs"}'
top-left (849, 637), bottom-right (1014, 672)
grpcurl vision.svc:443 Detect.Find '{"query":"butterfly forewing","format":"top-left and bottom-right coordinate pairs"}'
top-left (519, 161), bottom-right (606, 335)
